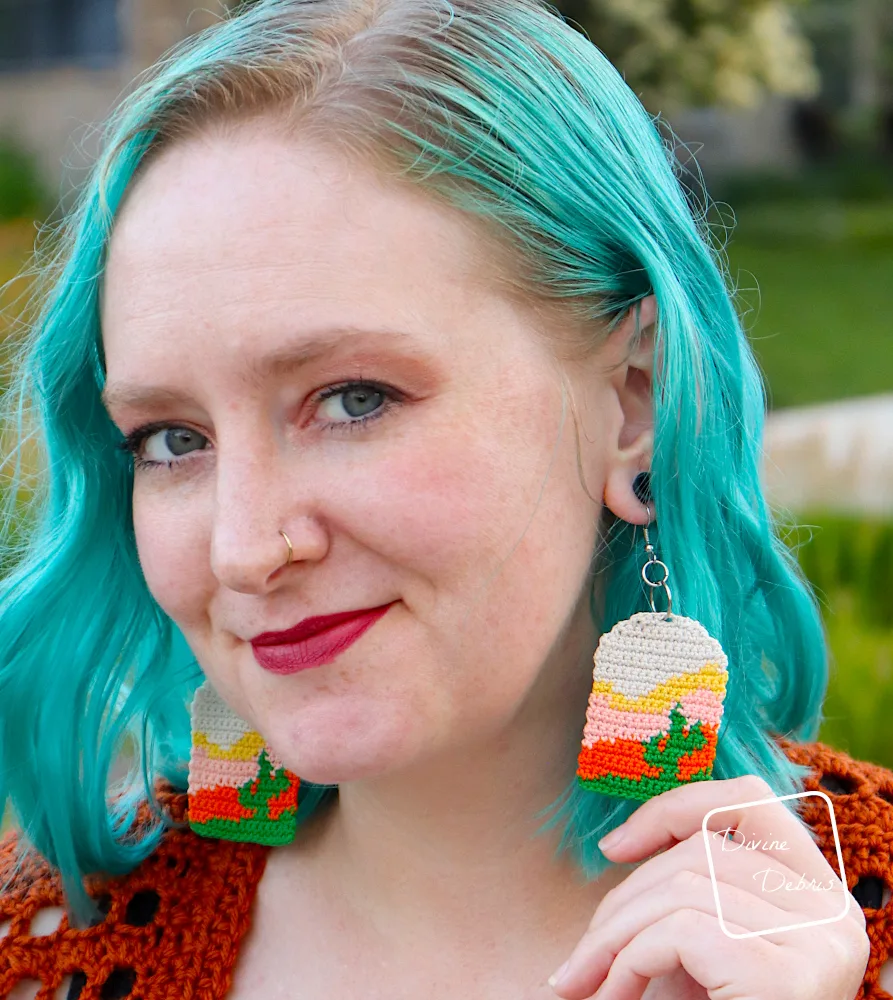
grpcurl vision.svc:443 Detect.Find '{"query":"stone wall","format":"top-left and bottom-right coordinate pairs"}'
top-left (0, 66), bottom-right (125, 203)
top-left (127, 0), bottom-right (225, 69)
top-left (763, 394), bottom-right (893, 516)
top-left (0, 0), bottom-right (228, 202)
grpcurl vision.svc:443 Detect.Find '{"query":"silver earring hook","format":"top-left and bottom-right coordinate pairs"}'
top-left (640, 504), bottom-right (673, 618)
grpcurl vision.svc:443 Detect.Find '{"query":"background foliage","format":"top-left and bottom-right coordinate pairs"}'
top-left (783, 515), bottom-right (893, 768)
top-left (556, 0), bottom-right (819, 109)
top-left (0, 135), bottom-right (49, 223)
top-left (227, 0), bottom-right (820, 110)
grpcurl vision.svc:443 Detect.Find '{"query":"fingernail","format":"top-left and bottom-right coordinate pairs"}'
top-left (548, 960), bottom-right (570, 990)
top-left (598, 824), bottom-right (626, 851)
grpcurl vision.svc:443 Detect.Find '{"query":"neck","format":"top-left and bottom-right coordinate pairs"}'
top-left (293, 605), bottom-right (617, 953)
top-left (257, 576), bottom-right (626, 987)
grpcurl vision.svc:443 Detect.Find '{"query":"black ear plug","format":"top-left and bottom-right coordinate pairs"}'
top-left (632, 471), bottom-right (652, 504)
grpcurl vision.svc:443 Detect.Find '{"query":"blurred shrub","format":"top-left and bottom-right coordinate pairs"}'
top-left (556, 0), bottom-right (819, 111)
top-left (784, 514), bottom-right (893, 769)
top-left (725, 198), bottom-right (893, 249)
top-left (817, 589), bottom-right (893, 770)
top-left (714, 156), bottom-right (893, 207)
top-left (0, 219), bottom-right (39, 369)
top-left (789, 516), bottom-right (893, 631)
top-left (0, 135), bottom-right (49, 223)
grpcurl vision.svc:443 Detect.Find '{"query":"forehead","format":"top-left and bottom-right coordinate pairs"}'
top-left (101, 126), bottom-right (515, 351)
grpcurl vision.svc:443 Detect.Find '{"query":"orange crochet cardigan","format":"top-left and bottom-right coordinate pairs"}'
top-left (1, 738), bottom-right (892, 1000)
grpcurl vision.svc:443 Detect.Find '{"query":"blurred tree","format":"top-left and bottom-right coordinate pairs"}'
top-left (558, 0), bottom-right (820, 110)
top-left (0, 135), bottom-right (49, 222)
top-left (227, 0), bottom-right (820, 112)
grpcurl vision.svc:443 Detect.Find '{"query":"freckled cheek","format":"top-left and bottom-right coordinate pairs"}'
top-left (132, 491), bottom-right (209, 621)
top-left (369, 442), bottom-right (508, 570)
top-left (365, 442), bottom-right (534, 683)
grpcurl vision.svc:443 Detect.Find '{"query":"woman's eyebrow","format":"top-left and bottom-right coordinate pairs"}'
top-left (100, 327), bottom-right (425, 412)
top-left (241, 327), bottom-right (419, 386)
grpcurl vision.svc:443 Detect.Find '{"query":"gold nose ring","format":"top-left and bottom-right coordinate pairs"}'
top-left (279, 529), bottom-right (293, 566)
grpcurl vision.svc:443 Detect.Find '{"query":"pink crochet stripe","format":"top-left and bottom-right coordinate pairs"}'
top-left (188, 748), bottom-right (260, 791)
top-left (582, 696), bottom-right (669, 744)
top-left (678, 688), bottom-right (724, 727)
top-left (581, 688), bottom-right (725, 747)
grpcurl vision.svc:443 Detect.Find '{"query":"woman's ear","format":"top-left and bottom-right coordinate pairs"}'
top-left (601, 296), bottom-right (656, 525)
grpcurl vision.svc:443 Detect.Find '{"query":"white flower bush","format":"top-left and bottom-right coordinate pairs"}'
top-left (563, 0), bottom-right (819, 110)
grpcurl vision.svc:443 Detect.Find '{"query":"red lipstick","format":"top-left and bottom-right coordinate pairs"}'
top-left (250, 602), bottom-right (396, 674)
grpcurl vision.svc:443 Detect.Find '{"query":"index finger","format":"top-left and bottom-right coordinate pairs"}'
top-left (600, 774), bottom-right (831, 874)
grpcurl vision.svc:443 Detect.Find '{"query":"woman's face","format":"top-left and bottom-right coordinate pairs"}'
top-left (101, 125), bottom-right (649, 784)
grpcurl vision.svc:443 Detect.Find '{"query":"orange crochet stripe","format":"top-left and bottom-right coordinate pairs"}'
top-left (676, 727), bottom-right (719, 781)
top-left (577, 717), bottom-right (720, 803)
top-left (188, 786), bottom-right (255, 825)
top-left (577, 738), bottom-right (663, 782)
top-left (188, 777), bottom-right (299, 825)
top-left (578, 721), bottom-right (719, 781)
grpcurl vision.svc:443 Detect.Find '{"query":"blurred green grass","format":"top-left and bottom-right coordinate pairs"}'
top-left (0, 219), bottom-right (34, 288)
top-left (722, 199), bottom-right (893, 409)
top-left (784, 515), bottom-right (893, 769)
top-left (818, 589), bottom-right (893, 768)
top-left (731, 243), bottom-right (893, 409)
top-left (0, 219), bottom-right (36, 345)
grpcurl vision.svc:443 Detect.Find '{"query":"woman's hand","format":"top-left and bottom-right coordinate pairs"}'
top-left (548, 775), bottom-right (870, 1000)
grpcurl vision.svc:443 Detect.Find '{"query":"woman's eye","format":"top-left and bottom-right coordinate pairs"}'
top-left (316, 382), bottom-right (394, 427)
top-left (144, 427), bottom-right (207, 461)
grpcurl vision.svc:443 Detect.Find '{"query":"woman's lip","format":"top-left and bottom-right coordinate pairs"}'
top-left (251, 602), bottom-right (397, 645)
top-left (250, 602), bottom-right (395, 675)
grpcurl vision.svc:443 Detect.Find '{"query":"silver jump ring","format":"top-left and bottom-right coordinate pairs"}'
top-left (648, 580), bottom-right (674, 616)
top-left (641, 558), bottom-right (669, 588)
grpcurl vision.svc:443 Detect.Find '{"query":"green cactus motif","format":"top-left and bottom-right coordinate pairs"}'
top-left (643, 703), bottom-right (708, 780)
top-left (237, 749), bottom-right (291, 821)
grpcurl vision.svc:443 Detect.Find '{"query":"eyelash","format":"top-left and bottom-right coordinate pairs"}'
top-left (116, 379), bottom-right (403, 472)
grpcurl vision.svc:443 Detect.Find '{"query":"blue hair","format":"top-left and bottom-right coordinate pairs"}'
top-left (0, 0), bottom-right (827, 926)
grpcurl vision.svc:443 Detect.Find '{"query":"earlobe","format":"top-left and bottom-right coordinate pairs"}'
top-left (603, 445), bottom-right (654, 527)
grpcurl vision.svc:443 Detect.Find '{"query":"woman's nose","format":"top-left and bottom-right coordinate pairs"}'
top-left (209, 448), bottom-right (329, 593)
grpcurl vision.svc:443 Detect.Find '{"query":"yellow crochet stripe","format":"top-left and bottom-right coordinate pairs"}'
top-left (591, 661), bottom-right (728, 713)
top-left (192, 729), bottom-right (266, 761)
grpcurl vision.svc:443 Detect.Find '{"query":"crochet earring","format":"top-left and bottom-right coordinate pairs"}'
top-left (576, 473), bottom-right (729, 801)
top-left (187, 680), bottom-right (300, 845)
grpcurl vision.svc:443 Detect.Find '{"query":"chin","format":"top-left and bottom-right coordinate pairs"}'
top-left (260, 688), bottom-right (437, 781)
top-left (282, 751), bottom-right (408, 786)
top-left (273, 725), bottom-right (426, 786)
